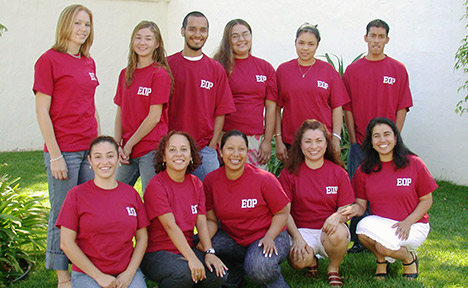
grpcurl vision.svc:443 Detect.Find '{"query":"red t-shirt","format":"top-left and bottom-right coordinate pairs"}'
top-left (144, 171), bottom-right (206, 254)
top-left (168, 52), bottom-right (236, 148)
top-left (342, 56), bottom-right (413, 144)
top-left (223, 55), bottom-right (277, 135)
top-left (204, 164), bottom-right (290, 246)
top-left (56, 181), bottom-right (149, 275)
top-left (276, 59), bottom-right (349, 144)
top-left (114, 64), bottom-right (170, 158)
top-left (279, 160), bottom-right (354, 229)
top-left (33, 49), bottom-right (99, 152)
top-left (352, 155), bottom-right (438, 223)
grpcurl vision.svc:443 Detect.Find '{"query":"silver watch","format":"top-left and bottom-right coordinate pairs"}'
top-left (205, 248), bottom-right (216, 255)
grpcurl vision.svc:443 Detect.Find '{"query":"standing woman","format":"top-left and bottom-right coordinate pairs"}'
top-left (33, 4), bottom-right (99, 286)
top-left (279, 120), bottom-right (354, 287)
top-left (56, 136), bottom-right (149, 288)
top-left (114, 20), bottom-right (172, 193)
top-left (213, 19), bottom-right (277, 169)
top-left (141, 131), bottom-right (227, 288)
top-left (341, 118), bottom-right (437, 280)
top-left (275, 23), bottom-right (349, 163)
top-left (204, 130), bottom-right (291, 287)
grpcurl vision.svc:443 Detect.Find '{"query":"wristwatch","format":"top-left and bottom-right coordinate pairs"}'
top-left (205, 248), bottom-right (216, 255)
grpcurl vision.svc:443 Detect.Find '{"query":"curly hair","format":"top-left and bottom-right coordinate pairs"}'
top-left (285, 119), bottom-right (343, 174)
top-left (360, 117), bottom-right (414, 174)
top-left (153, 131), bottom-right (201, 174)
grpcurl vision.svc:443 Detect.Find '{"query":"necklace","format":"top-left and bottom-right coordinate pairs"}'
top-left (67, 52), bottom-right (81, 59)
top-left (297, 59), bottom-right (315, 78)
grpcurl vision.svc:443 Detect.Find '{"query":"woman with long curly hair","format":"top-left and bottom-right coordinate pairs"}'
top-left (279, 119), bottom-right (354, 287)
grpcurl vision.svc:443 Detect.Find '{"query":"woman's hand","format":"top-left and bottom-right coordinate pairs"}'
top-left (290, 236), bottom-right (311, 263)
top-left (275, 140), bottom-right (288, 163)
top-left (95, 273), bottom-right (117, 288)
top-left (322, 213), bottom-right (341, 235)
top-left (204, 254), bottom-right (228, 277)
top-left (258, 235), bottom-right (277, 257)
top-left (51, 157), bottom-right (68, 180)
top-left (258, 139), bottom-right (272, 165)
top-left (118, 146), bottom-right (130, 165)
top-left (116, 269), bottom-right (136, 288)
top-left (392, 219), bottom-right (412, 241)
top-left (188, 257), bottom-right (206, 283)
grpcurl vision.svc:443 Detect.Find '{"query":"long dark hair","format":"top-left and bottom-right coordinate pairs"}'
top-left (153, 131), bottom-right (201, 174)
top-left (213, 19), bottom-right (252, 75)
top-left (361, 117), bottom-right (414, 174)
top-left (285, 119), bottom-right (343, 174)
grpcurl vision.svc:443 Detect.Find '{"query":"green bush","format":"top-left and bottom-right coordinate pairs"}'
top-left (0, 174), bottom-right (48, 285)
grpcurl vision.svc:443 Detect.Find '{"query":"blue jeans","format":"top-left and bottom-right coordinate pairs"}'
top-left (71, 268), bottom-right (146, 287)
top-left (346, 143), bottom-right (369, 242)
top-left (44, 151), bottom-right (94, 270)
top-left (347, 143), bottom-right (364, 180)
top-left (116, 150), bottom-right (156, 193)
top-left (211, 230), bottom-right (290, 288)
top-left (192, 146), bottom-right (220, 181)
top-left (140, 249), bottom-right (226, 288)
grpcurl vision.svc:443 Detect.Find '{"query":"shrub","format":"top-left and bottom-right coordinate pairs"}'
top-left (0, 174), bottom-right (48, 285)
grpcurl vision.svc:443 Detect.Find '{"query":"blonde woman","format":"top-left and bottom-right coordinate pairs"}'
top-left (33, 4), bottom-right (99, 286)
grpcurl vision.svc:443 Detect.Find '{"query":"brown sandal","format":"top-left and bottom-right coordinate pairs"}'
top-left (304, 255), bottom-right (319, 278)
top-left (328, 272), bottom-right (343, 287)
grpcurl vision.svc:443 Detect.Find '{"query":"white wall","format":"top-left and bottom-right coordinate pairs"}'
top-left (1, 0), bottom-right (467, 186)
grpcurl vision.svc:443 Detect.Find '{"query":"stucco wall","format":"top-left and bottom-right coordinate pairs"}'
top-left (1, 0), bottom-right (467, 185)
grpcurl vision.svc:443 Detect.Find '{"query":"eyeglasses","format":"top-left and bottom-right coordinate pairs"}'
top-left (231, 31), bottom-right (251, 42)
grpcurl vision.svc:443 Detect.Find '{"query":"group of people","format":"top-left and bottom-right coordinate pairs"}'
top-left (33, 4), bottom-right (438, 288)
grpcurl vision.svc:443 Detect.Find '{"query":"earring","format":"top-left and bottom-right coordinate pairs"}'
top-left (88, 165), bottom-right (91, 169)
top-left (162, 162), bottom-right (166, 167)
top-left (190, 160), bottom-right (193, 165)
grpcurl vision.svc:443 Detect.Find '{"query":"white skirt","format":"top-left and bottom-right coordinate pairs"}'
top-left (356, 215), bottom-right (430, 262)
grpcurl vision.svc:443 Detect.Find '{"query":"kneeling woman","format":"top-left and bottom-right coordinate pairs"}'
top-left (341, 117), bottom-right (437, 280)
top-left (141, 131), bottom-right (227, 288)
top-left (57, 136), bottom-right (149, 288)
top-left (279, 119), bottom-right (354, 287)
top-left (204, 130), bottom-right (291, 287)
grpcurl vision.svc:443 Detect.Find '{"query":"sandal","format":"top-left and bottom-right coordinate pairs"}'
top-left (402, 252), bottom-right (419, 279)
top-left (374, 259), bottom-right (390, 280)
top-left (304, 255), bottom-right (319, 278)
top-left (328, 272), bottom-right (343, 287)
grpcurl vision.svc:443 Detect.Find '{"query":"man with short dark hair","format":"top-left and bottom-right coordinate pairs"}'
top-left (168, 11), bottom-right (235, 181)
top-left (343, 19), bottom-right (413, 253)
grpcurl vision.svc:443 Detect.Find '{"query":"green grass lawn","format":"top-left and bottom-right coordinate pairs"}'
top-left (1, 151), bottom-right (467, 287)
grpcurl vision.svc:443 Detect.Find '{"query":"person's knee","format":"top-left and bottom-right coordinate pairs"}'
top-left (288, 254), bottom-right (308, 271)
top-left (244, 257), bottom-right (279, 284)
top-left (158, 270), bottom-right (193, 288)
top-left (326, 226), bottom-right (349, 246)
top-left (374, 242), bottom-right (391, 256)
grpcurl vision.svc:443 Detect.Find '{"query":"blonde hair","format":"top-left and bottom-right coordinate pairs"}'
top-left (52, 4), bottom-right (94, 57)
top-left (125, 20), bottom-right (173, 89)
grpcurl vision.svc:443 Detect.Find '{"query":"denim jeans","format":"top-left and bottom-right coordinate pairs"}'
top-left (346, 143), bottom-right (370, 242)
top-left (140, 248), bottom-right (226, 288)
top-left (44, 151), bottom-right (94, 270)
top-left (211, 230), bottom-right (290, 288)
top-left (116, 150), bottom-right (156, 193)
top-left (71, 268), bottom-right (146, 287)
top-left (192, 146), bottom-right (220, 181)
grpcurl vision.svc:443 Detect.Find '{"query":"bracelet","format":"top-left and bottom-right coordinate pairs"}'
top-left (332, 133), bottom-right (342, 141)
top-left (50, 155), bottom-right (64, 163)
top-left (58, 279), bottom-right (71, 284)
top-left (273, 133), bottom-right (281, 138)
